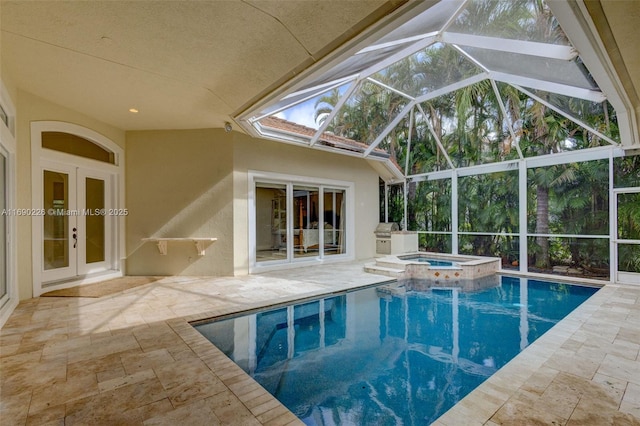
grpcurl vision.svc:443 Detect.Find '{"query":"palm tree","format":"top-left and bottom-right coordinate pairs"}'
top-left (314, 88), bottom-right (343, 127)
top-left (311, 0), bottom-right (617, 269)
top-left (520, 100), bottom-right (575, 269)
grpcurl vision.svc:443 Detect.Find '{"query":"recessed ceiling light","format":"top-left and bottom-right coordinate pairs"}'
top-left (129, 108), bottom-right (139, 113)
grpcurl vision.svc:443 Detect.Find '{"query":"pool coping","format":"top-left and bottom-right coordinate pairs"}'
top-left (172, 270), bottom-right (632, 425)
top-left (173, 278), bottom-right (398, 425)
top-left (432, 279), bottom-right (640, 424)
top-left (369, 251), bottom-right (502, 282)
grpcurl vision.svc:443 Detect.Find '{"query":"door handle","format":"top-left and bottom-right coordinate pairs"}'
top-left (73, 227), bottom-right (77, 248)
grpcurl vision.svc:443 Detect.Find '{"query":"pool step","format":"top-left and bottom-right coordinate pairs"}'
top-left (373, 260), bottom-right (407, 270)
top-left (363, 263), bottom-right (406, 278)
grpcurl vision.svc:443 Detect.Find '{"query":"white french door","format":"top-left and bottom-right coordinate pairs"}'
top-left (41, 161), bottom-right (112, 283)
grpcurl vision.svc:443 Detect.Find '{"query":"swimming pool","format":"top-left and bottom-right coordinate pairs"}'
top-left (194, 276), bottom-right (598, 424)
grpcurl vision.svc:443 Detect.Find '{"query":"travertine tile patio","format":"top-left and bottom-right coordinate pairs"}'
top-left (1, 261), bottom-right (639, 425)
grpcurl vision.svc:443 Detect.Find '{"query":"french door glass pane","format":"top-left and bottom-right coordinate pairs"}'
top-left (294, 186), bottom-right (319, 259)
top-left (0, 154), bottom-right (6, 298)
top-left (43, 170), bottom-right (69, 270)
top-left (256, 183), bottom-right (287, 262)
top-left (85, 177), bottom-right (105, 263)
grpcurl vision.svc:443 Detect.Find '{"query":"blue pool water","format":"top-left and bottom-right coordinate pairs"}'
top-left (400, 256), bottom-right (456, 267)
top-left (194, 277), bottom-right (598, 425)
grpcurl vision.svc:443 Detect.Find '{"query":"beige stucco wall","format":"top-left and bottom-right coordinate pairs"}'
top-left (15, 90), bottom-right (125, 299)
top-left (232, 132), bottom-right (379, 275)
top-left (125, 129), bottom-right (380, 277)
top-left (11, 94), bottom-right (380, 295)
top-left (125, 129), bottom-right (234, 276)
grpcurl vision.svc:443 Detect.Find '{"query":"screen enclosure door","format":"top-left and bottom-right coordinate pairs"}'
top-left (615, 189), bottom-right (640, 284)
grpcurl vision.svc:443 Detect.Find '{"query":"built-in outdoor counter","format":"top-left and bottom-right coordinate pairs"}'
top-left (390, 231), bottom-right (418, 254)
top-left (142, 237), bottom-right (217, 256)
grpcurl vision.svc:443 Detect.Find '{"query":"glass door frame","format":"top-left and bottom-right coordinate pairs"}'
top-left (292, 185), bottom-right (347, 260)
top-left (31, 121), bottom-right (124, 296)
top-left (0, 131), bottom-right (16, 323)
top-left (39, 161), bottom-right (115, 283)
top-left (0, 148), bottom-right (8, 306)
top-left (249, 171), bottom-right (354, 273)
top-left (76, 168), bottom-right (114, 276)
top-left (41, 161), bottom-right (77, 282)
top-left (0, 82), bottom-right (16, 328)
top-left (613, 187), bottom-right (640, 285)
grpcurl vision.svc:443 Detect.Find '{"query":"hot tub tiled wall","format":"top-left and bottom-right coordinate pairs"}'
top-left (403, 257), bottom-right (501, 281)
top-left (365, 252), bottom-right (501, 282)
top-left (400, 273), bottom-right (501, 292)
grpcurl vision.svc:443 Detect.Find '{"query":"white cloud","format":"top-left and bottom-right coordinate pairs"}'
top-left (282, 101), bottom-right (320, 130)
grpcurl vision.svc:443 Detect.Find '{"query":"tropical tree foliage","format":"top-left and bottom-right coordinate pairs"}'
top-left (315, 0), bottom-right (638, 279)
top-left (457, 170), bottom-right (519, 259)
top-left (614, 157), bottom-right (640, 272)
top-left (408, 179), bottom-right (452, 253)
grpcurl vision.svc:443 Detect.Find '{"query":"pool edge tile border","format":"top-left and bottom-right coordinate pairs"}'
top-left (433, 283), bottom-right (638, 425)
top-left (170, 275), bottom-right (636, 426)
top-left (168, 317), bottom-right (306, 426)
top-left (169, 277), bottom-right (394, 426)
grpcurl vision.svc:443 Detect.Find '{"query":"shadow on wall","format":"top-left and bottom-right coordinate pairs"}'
top-left (125, 129), bottom-right (234, 277)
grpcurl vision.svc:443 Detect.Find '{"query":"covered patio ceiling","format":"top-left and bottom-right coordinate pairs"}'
top-left (238, 0), bottom-right (639, 180)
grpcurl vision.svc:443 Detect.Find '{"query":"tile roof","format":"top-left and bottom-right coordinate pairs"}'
top-left (259, 116), bottom-right (389, 157)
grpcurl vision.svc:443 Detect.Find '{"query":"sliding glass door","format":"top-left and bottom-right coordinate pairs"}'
top-left (294, 185), bottom-right (319, 259)
top-left (253, 176), bottom-right (349, 268)
top-left (323, 188), bottom-right (345, 257)
top-left (255, 183), bottom-right (287, 262)
top-left (292, 186), bottom-right (346, 259)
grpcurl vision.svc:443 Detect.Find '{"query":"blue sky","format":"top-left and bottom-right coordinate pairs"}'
top-left (277, 97), bottom-right (320, 130)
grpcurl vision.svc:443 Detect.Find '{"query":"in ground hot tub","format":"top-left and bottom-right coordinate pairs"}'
top-left (398, 255), bottom-right (458, 267)
top-left (365, 252), bottom-right (501, 289)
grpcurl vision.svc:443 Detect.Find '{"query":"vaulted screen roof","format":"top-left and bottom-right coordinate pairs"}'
top-left (239, 0), bottom-right (623, 178)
